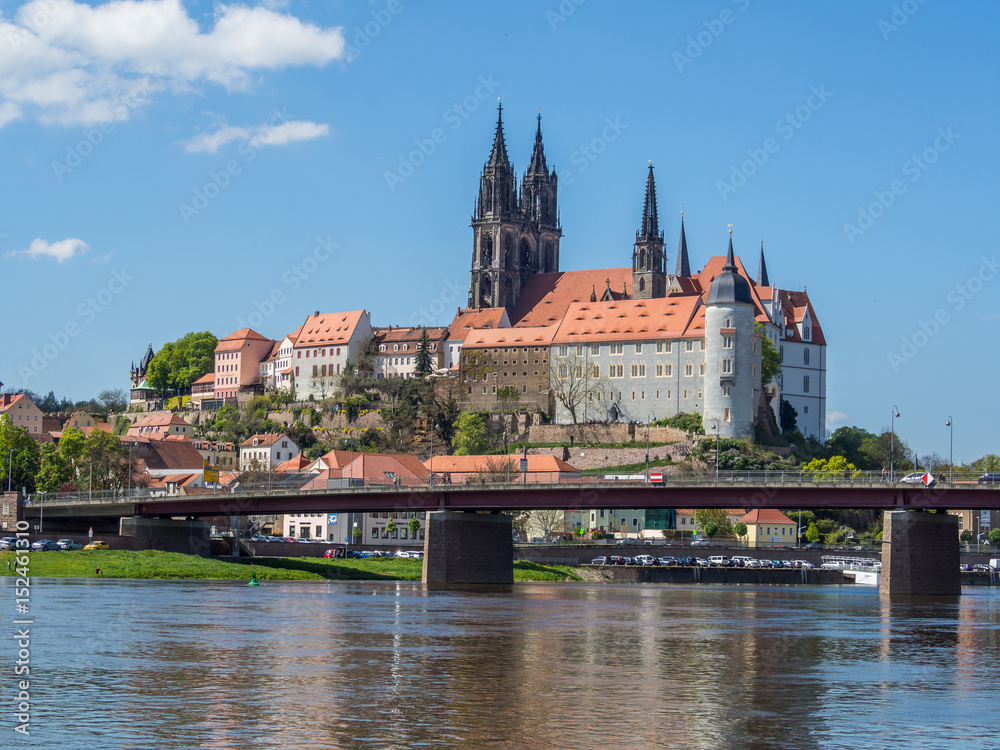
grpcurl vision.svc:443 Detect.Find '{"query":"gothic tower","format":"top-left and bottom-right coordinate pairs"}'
top-left (468, 105), bottom-right (560, 312)
top-left (632, 164), bottom-right (665, 299)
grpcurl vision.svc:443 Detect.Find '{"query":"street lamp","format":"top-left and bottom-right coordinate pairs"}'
top-left (890, 405), bottom-right (900, 482)
top-left (946, 416), bottom-right (953, 483)
top-left (429, 422), bottom-right (436, 486)
top-left (711, 420), bottom-right (720, 481)
top-left (645, 410), bottom-right (655, 482)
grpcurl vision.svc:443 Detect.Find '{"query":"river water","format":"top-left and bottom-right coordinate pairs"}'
top-left (4, 579), bottom-right (1000, 749)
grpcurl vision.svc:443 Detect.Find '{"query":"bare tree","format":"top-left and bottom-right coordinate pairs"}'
top-left (549, 348), bottom-right (609, 424)
top-left (527, 509), bottom-right (567, 540)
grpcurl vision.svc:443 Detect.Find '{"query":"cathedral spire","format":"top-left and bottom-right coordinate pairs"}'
top-left (757, 240), bottom-right (770, 286)
top-left (675, 211), bottom-right (691, 277)
top-left (637, 163), bottom-right (660, 240)
top-left (486, 100), bottom-right (510, 171)
top-left (526, 110), bottom-right (548, 176)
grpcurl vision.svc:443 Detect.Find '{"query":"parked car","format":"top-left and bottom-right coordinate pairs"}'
top-left (30, 540), bottom-right (60, 551)
top-left (324, 548), bottom-right (346, 559)
top-left (972, 564), bottom-right (991, 572)
top-left (730, 556), bottom-right (756, 568)
top-left (84, 541), bottom-right (109, 550)
top-left (590, 556), bottom-right (610, 565)
top-left (978, 473), bottom-right (1000, 484)
top-left (708, 555), bottom-right (731, 567)
top-left (657, 556), bottom-right (678, 566)
top-left (57, 539), bottom-right (84, 550)
top-left (634, 554), bottom-right (657, 566)
top-left (960, 564), bottom-right (972, 572)
top-left (791, 560), bottom-right (815, 569)
top-left (690, 539), bottom-right (710, 547)
top-left (0, 537), bottom-right (20, 550)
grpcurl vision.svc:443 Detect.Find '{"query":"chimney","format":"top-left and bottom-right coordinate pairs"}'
top-left (314, 311), bottom-right (320, 317)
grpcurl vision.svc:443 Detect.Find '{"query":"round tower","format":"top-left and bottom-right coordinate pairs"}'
top-left (703, 233), bottom-right (756, 439)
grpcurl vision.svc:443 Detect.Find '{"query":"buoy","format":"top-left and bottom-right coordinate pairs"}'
top-left (248, 572), bottom-right (259, 586)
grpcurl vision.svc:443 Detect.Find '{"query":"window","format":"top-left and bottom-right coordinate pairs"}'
top-left (697, 389), bottom-right (702, 399)
top-left (779, 345), bottom-right (784, 362)
top-left (685, 340), bottom-right (693, 352)
top-left (683, 389), bottom-right (687, 399)
top-left (722, 359), bottom-right (732, 374)
top-left (592, 364), bottom-right (600, 377)
top-left (723, 335), bottom-right (733, 349)
top-left (700, 340), bottom-right (706, 351)
top-left (725, 318), bottom-right (731, 327)
top-left (576, 345), bottom-right (584, 355)
top-left (724, 407), bottom-right (731, 422)
top-left (590, 344), bottom-right (600, 355)
top-left (558, 345), bottom-right (568, 356)
top-left (803, 375), bottom-right (810, 393)
top-left (685, 363), bottom-right (693, 377)
top-left (610, 342), bottom-right (623, 355)
top-left (558, 364), bottom-right (568, 378)
top-left (665, 342), bottom-right (672, 353)
top-left (655, 363), bottom-right (663, 377)
top-left (699, 363), bottom-right (706, 376)
top-left (723, 386), bottom-right (731, 397)
top-left (752, 340), bottom-right (757, 353)
top-left (635, 342), bottom-right (642, 353)
top-left (804, 405), bottom-right (809, 414)
top-left (312, 365), bottom-right (318, 376)
top-left (803, 324), bottom-right (811, 341)
top-left (665, 363), bottom-right (672, 377)
top-left (804, 348), bottom-right (810, 365)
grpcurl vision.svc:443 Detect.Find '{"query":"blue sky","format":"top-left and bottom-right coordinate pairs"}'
top-left (1, 0), bottom-right (997, 463)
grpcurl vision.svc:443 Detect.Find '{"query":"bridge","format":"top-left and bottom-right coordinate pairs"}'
top-left (13, 474), bottom-right (998, 596)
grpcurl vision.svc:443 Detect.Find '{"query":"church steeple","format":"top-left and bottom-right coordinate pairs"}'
top-left (675, 212), bottom-right (691, 277)
top-left (526, 111), bottom-right (547, 177)
top-left (486, 101), bottom-right (510, 171)
top-left (757, 240), bottom-right (770, 287)
top-left (632, 163), bottom-right (666, 299)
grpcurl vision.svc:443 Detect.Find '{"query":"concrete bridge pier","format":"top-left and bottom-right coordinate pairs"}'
top-left (880, 510), bottom-right (960, 596)
top-left (422, 511), bottom-right (513, 585)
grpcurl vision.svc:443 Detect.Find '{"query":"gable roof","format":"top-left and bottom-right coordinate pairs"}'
top-left (295, 310), bottom-right (367, 348)
top-left (551, 296), bottom-right (703, 344)
top-left (425, 454), bottom-right (581, 474)
top-left (216, 328), bottom-right (273, 352)
top-left (342, 453), bottom-right (430, 480)
top-left (737, 508), bottom-right (796, 525)
top-left (461, 324), bottom-right (558, 349)
top-left (510, 268), bottom-right (633, 327)
top-left (240, 433), bottom-right (295, 449)
top-left (130, 413), bottom-right (192, 429)
top-left (447, 307), bottom-right (511, 340)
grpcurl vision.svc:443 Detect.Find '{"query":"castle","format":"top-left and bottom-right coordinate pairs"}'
top-left (460, 105), bottom-right (827, 440)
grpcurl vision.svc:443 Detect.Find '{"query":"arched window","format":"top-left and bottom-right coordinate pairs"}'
top-left (638, 278), bottom-right (646, 293)
top-left (803, 375), bottom-right (810, 393)
top-left (803, 348), bottom-right (810, 365)
top-left (480, 274), bottom-right (492, 306)
top-left (480, 235), bottom-right (493, 268)
top-left (521, 238), bottom-right (532, 270)
top-left (545, 242), bottom-right (554, 272)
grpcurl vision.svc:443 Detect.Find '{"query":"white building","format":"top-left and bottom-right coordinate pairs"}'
top-left (239, 433), bottom-right (300, 471)
top-left (292, 310), bottom-right (374, 399)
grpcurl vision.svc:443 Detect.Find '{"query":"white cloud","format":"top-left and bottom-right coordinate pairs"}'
top-left (6, 237), bottom-right (90, 262)
top-left (826, 410), bottom-right (848, 426)
top-left (0, 0), bottom-right (345, 128)
top-left (182, 118), bottom-right (329, 153)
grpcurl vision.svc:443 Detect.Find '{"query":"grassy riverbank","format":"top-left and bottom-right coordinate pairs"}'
top-left (0, 550), bottom-right (582, 582)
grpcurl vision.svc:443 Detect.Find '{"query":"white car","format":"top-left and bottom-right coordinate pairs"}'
top-left (57, 539), bottom-right (84, 550)
top-left (899, 472), bottom-right (928, 484)
top-left (791, 560), bottom-right (815, 569)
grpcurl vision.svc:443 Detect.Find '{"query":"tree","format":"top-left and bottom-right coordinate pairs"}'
top-left (97, 388), bottom-right (129, 415)
top-left (960, 530), bottom-right (974, 543)
top-left (83, 429), bottom-right (134, 494)
top-left (414, 328), bottom-right (434, 376)
top-left (733, 522), bottom-right (748, 542)
top-left (802, 455), bottom-right (860, 481)
top-left (695, 509), bottom-right (733, 537)
top-left (549, 348), bottom-right (608, 424)
top-left (756, 323), bottom-right (782, 387)
top-left (408, 515), bottom-right (421, 539)
top-left (528, 509), bottom-right (566, 540)
top-left (704, 521), bottom-right (720, 539)
top-left (989, 528), bottom-right (1000, 546)
top-left (385, 517), bottom-right (397, 537)
top-left (59, 426), bottom-right (87, 466)
top-left (972, 454), bottom-right (1000, 473)
top-left (0, 415), bottom-right (41, 493)
top-left (805, 522), bottom-right (820, 543)
top-left (146, 331), bottom-right (218, 394)
top-left (36, 443), bottom-right (73, 493)
top-left (779, 399), bottom-right (798, 434)
top-left (452, 412), bottom-right (489, 455)
top-left (352, 526), bottom-right (362, 543)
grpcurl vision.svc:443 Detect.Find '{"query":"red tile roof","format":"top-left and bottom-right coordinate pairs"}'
top-left (551, 296), bottom-right (702, 344)
top-left (426, 454), bottom-right (581, 474)
top-left (295, 310), bottom-right (366, 347)
top-left (215, 328), bottom-right (273, 352)
top-left (510, 269), bottom-right (632, 327)
top-left (341, 453), bottom-right (430, 480)
top-left (461, 324), bottom-right (558, 349)
top-left (240, 434), bottom-right (292, 448)
top-left (737, 508), bottom-right (796, 525)
top-left (447, 307), bottom-right (511, 340)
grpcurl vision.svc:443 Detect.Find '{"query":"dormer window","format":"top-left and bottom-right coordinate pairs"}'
top-left (803, 324), bottom-right (811, 341)
top-left (394, 344), bottom-right (399, 352)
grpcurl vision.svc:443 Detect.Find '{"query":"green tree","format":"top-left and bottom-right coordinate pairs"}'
top-left (0, 415), bottom-right (41, 493)
top-left (385, 517), bottom-right (397, 537)
top-left (83, 429), bottom-right (137, 494)
top-left (960, 530), bottom-right (974, 543)
top-left (414, 328), bottom-right (434, 376)
top-left (59, 426), bottom-right (87, 466)
top-left (805, 522), bottom-right (820, 543)
top-left (36, 443), bottom-right (73, 493)
top-left (408, 515), bottom-right (421, 539)
top-left (146, 331), bottom-right (218, 394)
top-left (352, 526), bottom-right (362, 542)
top-left (452, 412), bottom-right (489, 455)
top-left (972, 454), bottom-right (1000, 473)
top-left (97, 388), bottom-right (129, 415)
top-left (755, 323), bottom-right (782, 386)
top-left (704, 521), bottom-right (720, 539)
top-left (989, 528), bottom-right (1000, 546)
top-left (803, 455), bottom-right (860, 481)
top-left (779, 399), bottom-right (798, 434)
top-left (733, 522), bottom-right (748, 541)
top-left (695, 509), bottom-right (734, 537)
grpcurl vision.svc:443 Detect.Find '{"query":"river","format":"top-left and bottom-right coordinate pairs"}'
top-left (4, 579), bottom-right (1000, 749)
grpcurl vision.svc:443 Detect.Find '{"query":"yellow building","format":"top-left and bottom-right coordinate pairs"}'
top-left (737, 508), bottom-right (797, 548)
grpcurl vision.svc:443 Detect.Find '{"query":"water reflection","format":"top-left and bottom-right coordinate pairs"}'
top-left (6, 580), bottom-right (1000, 749)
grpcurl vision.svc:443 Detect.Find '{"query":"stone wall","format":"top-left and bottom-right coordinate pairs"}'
top-left (526, 423), bottom-right (691, 445)
top-left (1, 491), bottom-right (23, 533)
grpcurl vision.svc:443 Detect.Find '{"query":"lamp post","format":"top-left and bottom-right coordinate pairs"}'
top-left (88, 460), bottom-right (93, 503)
top-left (7, 449), bottom-right (12, 492)
top-left (946, 416), bottom-right (953, 483)
top-left (711, 420), bottom-right (720, 481)
top-left (645, 410), bottom-right (654, 482)
top-left (890, 405), bottom-right (900, 482)
top-left (127, 438), bottom-right (133, 499)
top-left (429, 422), bottom-right (436, 486)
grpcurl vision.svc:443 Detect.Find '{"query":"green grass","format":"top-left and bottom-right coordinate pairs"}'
top-left (0, 550), bottom-right (582, 582)
top-left (581, 458), bottom-right (675, 476)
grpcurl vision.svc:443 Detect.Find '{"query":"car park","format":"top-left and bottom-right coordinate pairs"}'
top-left (31, 540), bottom-right (60, 551)
top-left (84, 541), bottom-right (109, 550)
top-left (57, 539), bottom-right (84, 550)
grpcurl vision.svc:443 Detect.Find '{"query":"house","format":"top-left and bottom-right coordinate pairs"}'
top-left (737, 508), bottom-right (798, 548)
top-left (459, 324), bottom-right (557, 414)
top-left (0, 393), bottom-right (44, 435)
top-left (672, 508), bottom-right (750, 537)
top-left (63, 410), bottom-right (110, 436)
top-left (239, 434), bottom-right (300, 471)
top-left (373, 325), bottom-right (448, 379)
top-left (126, 413), bottom-right (193, 439)
top-left (190, 438), bottom-right (238, 470)
top-left (444, 306), bottom-right (510, 369)
top-left (189, 373), bottom-right (216, 408)
top-left (425, 454), bottom-right (581, 484)
top-left (282, 508), bottom-right (426, 546)
top-left (292, 310), bottom-right (374, 400)
top-left (259, 326), bottom-right (302, 393)
top-left (131, 438), bottom-right (208, 478)
top-left (214, 328), bottom-right (276, 401)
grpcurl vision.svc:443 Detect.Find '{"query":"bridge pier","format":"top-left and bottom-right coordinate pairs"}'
top-left (422, 511), bottom-right (513, 585)
top-left (880, 510), bottom-right (960, 596)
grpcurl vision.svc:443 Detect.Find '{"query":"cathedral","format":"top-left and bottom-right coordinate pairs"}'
top-left (458, 104), bottom-right (828, 440)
